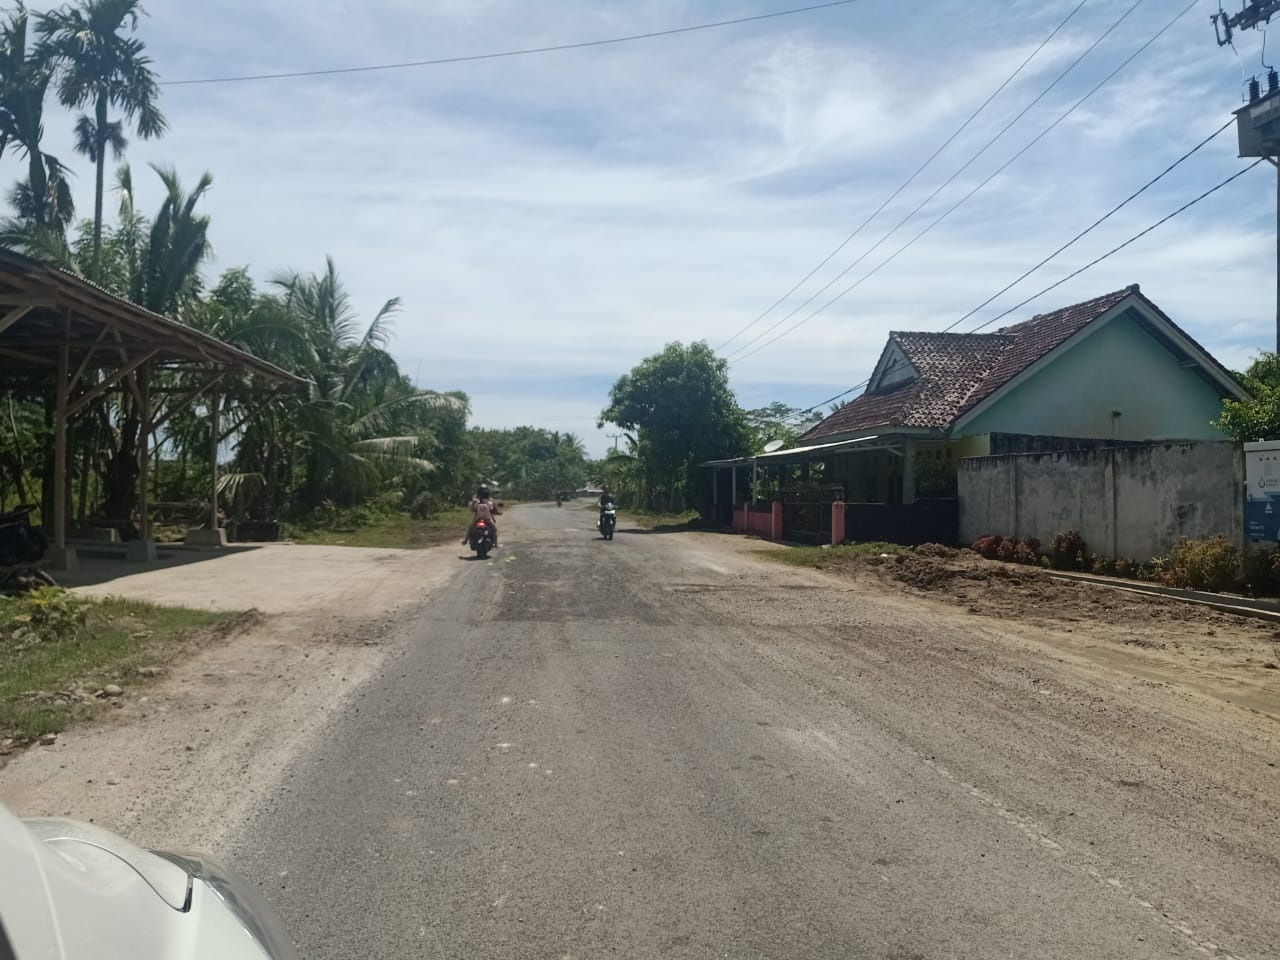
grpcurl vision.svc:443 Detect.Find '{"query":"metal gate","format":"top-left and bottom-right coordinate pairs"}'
top-left (781, 484), bottom-right (844, 544)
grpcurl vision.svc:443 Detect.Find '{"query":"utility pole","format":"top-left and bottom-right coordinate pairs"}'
top-left (1218, 4), bottom-right (1280, 351)
top-left (607, 433), bottom-right (623, 452)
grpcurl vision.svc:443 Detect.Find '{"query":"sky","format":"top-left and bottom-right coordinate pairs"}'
top-left (18, 0), bottom-right (1280, 457)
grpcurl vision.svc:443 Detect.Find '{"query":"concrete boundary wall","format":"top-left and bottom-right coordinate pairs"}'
top-left (959, 442), bottom-right (1242, 560)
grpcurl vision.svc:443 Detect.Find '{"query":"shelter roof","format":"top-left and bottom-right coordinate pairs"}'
top-left (0, 248), bottom-right (304, 387)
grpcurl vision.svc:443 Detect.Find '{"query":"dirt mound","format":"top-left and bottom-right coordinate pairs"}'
top-left (888, 552), bottom-right (1044, 591)
top-left (841, 549), bottom-right (1279, 642)
top-left (913, 543), bottom-right (964, 560)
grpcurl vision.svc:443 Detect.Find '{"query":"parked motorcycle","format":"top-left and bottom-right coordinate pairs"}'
top-left (468, 518), bottom-right (496, 559)
top-left (0, 504), bottom-right (54, 590)
top-left (598, 501), bottom-right (617, 541)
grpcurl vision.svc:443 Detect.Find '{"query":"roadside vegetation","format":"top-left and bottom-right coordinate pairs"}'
top-left (288, 505), bottom-right (472, 550)
top-left (765, 541), bottom-right (911, 569)
top-left (0, 1), bottom-right (597, 547)
top-left (0, 588), bottom-right (229, 743)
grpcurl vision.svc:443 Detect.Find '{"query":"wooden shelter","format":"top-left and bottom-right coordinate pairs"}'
top-left (0, 249), bottom-right (306, 569)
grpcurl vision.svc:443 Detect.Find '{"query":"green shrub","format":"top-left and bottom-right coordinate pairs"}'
top-left (3, 587), bottom-right (90, 651)
top-left (1241, 545), bottom-right (1280, 596)
top-left (1161, 537), bottom-right (1241, 593)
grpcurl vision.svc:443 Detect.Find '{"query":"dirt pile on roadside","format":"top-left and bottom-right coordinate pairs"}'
top-left (855, 549), bottom-right (1280, 640)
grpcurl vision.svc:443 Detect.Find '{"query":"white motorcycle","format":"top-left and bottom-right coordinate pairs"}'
top-left (598, 501), bottom-right (617, 540)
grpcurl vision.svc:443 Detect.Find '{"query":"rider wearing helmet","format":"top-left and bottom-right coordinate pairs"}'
top-left (597, 484), bottom-right (615, 529)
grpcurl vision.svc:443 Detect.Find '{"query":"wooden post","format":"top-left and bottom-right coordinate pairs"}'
top-left (54, 336), bottom-right (68, 551)
top-left (209, 387), bottom-right (219, 530)
top-left (137, 367), bottom-right (151, 543)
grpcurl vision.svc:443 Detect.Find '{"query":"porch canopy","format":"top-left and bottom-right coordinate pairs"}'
top-left (704, 430), bottom-right (940, 507)
top-left (0, 248), bottom-right (306, 566)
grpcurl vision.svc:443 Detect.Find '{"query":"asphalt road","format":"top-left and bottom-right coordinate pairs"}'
top-left (230, 503), bottom-right (1279, 959)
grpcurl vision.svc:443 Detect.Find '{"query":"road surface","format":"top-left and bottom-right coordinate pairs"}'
top-left (229, 503), bottom-right (1278, 959)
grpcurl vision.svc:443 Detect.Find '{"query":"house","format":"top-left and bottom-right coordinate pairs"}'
top-left (709, 285), bottom-right (1248, 544)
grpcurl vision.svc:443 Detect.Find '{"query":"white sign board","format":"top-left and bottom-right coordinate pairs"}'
top-left (1244, 441), bottom-right (1280, 541)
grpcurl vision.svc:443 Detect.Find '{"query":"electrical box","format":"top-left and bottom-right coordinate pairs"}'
top-left (1234, 90), bottom-right (1280, 157)
top-left (1245, 441), bottom-right (1280, 541)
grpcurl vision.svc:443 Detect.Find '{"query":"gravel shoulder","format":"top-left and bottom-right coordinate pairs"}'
top-left (0, 540), bottom-right (461, 853)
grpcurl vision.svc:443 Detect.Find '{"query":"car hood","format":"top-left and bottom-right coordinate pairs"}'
top-left (0, 804), bottom-right (192, 960)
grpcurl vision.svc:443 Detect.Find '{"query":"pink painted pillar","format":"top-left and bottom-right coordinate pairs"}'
top-left (734, 502), bottom-right (745, 533)
top-left (831, 501), bottom-right (846, 546)
top-left (771, 500), bottom-right (784, 541)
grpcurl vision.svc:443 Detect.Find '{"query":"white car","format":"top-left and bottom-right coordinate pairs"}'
top-left (0, 801), bottom-right (297, 960)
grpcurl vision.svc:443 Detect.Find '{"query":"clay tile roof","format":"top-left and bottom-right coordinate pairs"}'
top-left (802, 286), bottom-right (1136, 442)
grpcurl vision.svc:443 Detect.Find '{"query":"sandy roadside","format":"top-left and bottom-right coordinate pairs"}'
top-left (0, 540), bottom-right (463, 855)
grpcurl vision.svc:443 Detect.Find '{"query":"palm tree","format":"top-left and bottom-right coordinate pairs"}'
top-left (37, 0), bottom-right (165, 281)
top-left (112, 162), bottom-right (212, 313)
top-left (0, 5), bottom-right (75, 236)
top-left (84, 163), bottom-right (212, 533)
top-left (271, 258), bottom-right (458, 509)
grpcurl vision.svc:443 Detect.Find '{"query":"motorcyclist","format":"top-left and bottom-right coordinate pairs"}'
top-left (597, 484), bottom-right (615, 529)
top-left (462, 486), bottom-right (500, 547)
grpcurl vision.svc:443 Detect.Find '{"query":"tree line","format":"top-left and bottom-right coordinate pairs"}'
top-left (0, 0), bottom-right (588, 531)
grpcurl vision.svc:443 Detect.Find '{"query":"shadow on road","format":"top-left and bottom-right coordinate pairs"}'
top-left (56, 543), bottom-right (261, 589)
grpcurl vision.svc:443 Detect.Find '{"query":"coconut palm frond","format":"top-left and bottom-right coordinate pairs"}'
top-left (216, 471), bottom-right (264, 500)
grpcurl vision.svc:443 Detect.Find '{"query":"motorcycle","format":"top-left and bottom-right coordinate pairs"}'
top-left (598, 501), bottom-right (617, 541)
top-left (468, 518), bottom-right (496, 559)
top-left (0, 504), bottom-right (54, 590)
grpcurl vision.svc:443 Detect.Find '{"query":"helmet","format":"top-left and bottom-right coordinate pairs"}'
top-left (477, 486), bottom-right (490, 499)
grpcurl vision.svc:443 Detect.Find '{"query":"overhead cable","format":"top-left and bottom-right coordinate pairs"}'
top-left (941, 116), bottom-right (1235, 333)
top-left (965, 160), bottom-right (1265, 334)
top-left (782, 158), bottom-right (1261, 422)
top-left (722, 0), bottom-right (1152, 362)
top-left (727, 0), bottom-right (1198, 366)
top-left (713, 0), bottom-right (1092, 352)
top-left (162, 0), bottom-right (862, 86)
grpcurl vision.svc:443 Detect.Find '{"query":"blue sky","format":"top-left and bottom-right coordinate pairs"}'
top-left (21, 0), bottom-right (1280, 456)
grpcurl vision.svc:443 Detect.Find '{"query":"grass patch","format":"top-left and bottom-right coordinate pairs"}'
top-left (763, 541), bottom-right (911, 570)
top-left (624, 508), bottom-right (699, 529)
top-left (288, 508), bottom-right (472, 549)
top-left (0, 590), bottom-right (229, 741)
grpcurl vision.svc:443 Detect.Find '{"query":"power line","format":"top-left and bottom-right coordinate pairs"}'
top-left (722, 0), bottom-right (1154, 363)
top-left (161, 0), bottom-right (863, 86)
top-left (783, 157), bottom-right (1263, 422)
top-left (941, 116), bottom-right (1235, 334)
top-left (728, 0), bottom-right (1198, 366)
top-left (713, 0), bottom-right (1092, 353)
top-left (965, 160), bottom-right (1265, 334)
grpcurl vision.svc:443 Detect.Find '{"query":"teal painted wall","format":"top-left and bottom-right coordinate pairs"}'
top-left (958, 310), bottom-right (1230, 441)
